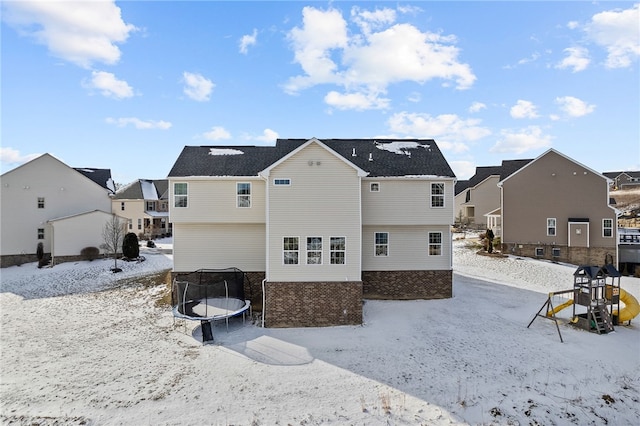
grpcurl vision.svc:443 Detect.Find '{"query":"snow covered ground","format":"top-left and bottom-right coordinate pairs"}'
top-left (1, 237), bottom-right (638, 425)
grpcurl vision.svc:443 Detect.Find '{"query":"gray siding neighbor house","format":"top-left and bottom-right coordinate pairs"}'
top-left (168, 138), bottom-right (456, 327)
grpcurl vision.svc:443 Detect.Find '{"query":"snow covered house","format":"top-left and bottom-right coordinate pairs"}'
top-left (112, 179), bottom-right (170, 239)
top-left (168, 138), bottom-right (456, 327)
top-left (0, 153), bottom-right (115, 267)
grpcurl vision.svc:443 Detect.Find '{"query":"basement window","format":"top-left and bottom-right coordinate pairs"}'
top-left (535, 247), bottom-right (544, 257)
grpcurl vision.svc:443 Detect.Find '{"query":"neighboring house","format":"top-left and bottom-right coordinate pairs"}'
top-left (603, 171), bottom-right (640, 189)
top-left (454, 160), bottom-right (531, 232)
top-left (112, 179), bottom-right (170, 239)
top-left (0, 153), bottom-right (115, 267)
top-left (498, 149), bottom-right (618, 267)
top-left (168, 138), bottom-right (456, 327)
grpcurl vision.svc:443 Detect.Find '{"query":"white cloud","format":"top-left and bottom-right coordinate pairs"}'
top-left (585, 4), bottom-right (640, 68)
top-left (201, 126), bottom-right (231, 141)
top-left (0, 147), bottom-right (41, 166)
top-left (469, 102), bottom-right (486, 113)
top-left (490, 126), bottom-right (553, 154)
top-left (253, 128), bottom-right (279, 143)
top-left (510, 100), bottom-right (539, 119)
top-left (2, 0), bottom-right (136, 68)
top-left (449, 160), bottom-right (477, 180)
top-left (83, 71), bottom-right (134, 99)
top-left (182, 72), bottom-right (214, 102)
top-left (555, 96), bottom-right (596, 118)
top-left (325, 90), bottom-right (390, 110)
top-left (239, 29), bottom-right (258, 54)
top-left (556, 46), bottom-right (590, 72)
top-left (567, 21), bottom-right (579, 30)
top-left (284, 6), bottom-right (475, 110)
top-left (105, 117), bottom-right (171, 130)
top-left (387, 112), bottom-right (491, 153)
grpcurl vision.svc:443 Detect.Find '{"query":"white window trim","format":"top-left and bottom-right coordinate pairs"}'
top-left (370, 182), bottom-right (380, 192)
top-left (535, 247), bottom-right (544, 257)
top-left (430, 182), bottom-right (445, 208)
top-left (428, 231), bottom-right (443, 256)
top-left (283, 236), bottom-right (300, 265)
top-left (237, 182), bottom-right (251, 208)
top-left (547, 218), bottom-right (556, 236)
top-left (306, 236), bottom-right (323, 265)
top-left (374, 232), bottom-right (389, 257)
top-left (173, 182), bottom-right (188, 208)
top-left (274, 178), bottom-right (291, 186)
top-left (602, 218), bottom-right (613, 238)
top-left (37, 197), bottom-right (45, 209)
top-left (330, 236), bottom-right (346, 265)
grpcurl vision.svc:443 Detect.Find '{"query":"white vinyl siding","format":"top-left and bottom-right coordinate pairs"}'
top-left (362, 179), bottom-right (454, 225)
top-left (363, 225), bottom-right (451, 271)
top-left (172, 223), bottom-right (266, 272)
top-left (169, 179), bottom-right (265, 224)
top-left (267, 142), bottom-right (361, 282)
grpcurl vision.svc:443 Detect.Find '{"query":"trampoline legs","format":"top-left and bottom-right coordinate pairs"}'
top-left (201, 320), bottom-right (214, 343)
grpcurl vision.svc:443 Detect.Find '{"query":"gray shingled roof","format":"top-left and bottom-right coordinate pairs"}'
top-left (168, 139), bottom-right (456, 178)
top-left (114, 179), bottom-right (168, 200)
top-left (73, 168), bottom-right (114, 192)
top-left (455, 159), bottom-right (532, 196)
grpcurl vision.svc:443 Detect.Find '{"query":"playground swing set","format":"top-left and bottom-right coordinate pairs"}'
top-left (528, 264), bottom-right (640, 342)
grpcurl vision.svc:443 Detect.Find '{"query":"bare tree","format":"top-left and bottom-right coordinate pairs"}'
top-left (102, 214), bottom-right (127, 272)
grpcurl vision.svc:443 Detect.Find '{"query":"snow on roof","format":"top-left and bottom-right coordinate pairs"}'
top-left (140, 179), bottom-right (159, 200)
top-left (209, 148), bottom-right (244, 156)
top-left (375, 141), bottom-right (430, 156)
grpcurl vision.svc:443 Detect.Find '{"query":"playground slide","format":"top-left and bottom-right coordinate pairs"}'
top-left (546, 298), bottom-right (574, 317)
top-left (613, 289), bottom-right (640, 323)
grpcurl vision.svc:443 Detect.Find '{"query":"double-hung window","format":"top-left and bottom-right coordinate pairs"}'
top-left (307, 237), bottom-right (322, 264)
top-left (602, 219), bottom-right (613, 237)
top-left (547, 218), bottom-right (556, 236)
top-left (37, 228), bottom-right (45, 240)
top-left (431, 183), bottom-right (445, 207)
top-left (37, 197), bottom-right (45, 209)
top-left (428, 232), bottom-right (442, 256)
top-left (375, 232), bottom-right (389, 256)
top-left (330, 237), bottom-right (346, 264)
top-left (237, 183), bottom-right (251, 208)
top-left (173, 183), bottom-right (188, 208)
top-left (283, 237), bottom-right (299, 265)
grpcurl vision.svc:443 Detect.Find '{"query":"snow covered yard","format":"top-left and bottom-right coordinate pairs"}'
top-left (1, 238), bottom-right (639, 425)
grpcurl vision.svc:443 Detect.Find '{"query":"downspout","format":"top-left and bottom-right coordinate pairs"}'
top-left (261, 172), bottom-right (270, 328)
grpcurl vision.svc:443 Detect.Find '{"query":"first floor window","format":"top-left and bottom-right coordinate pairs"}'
top-left (174, 183), bottom-right (188, 208)
top-left (137, 218), bottom-right (142, 230)
top-left (237, 182), bottom-right (251, 208)
top-left (375, 232), bottom-right (389, 256)
top-left (283, 237), bottom-right (299, 265)
top-left (603, 219), bottom-right (613, 237)
top-left (128, 219), bottom-right (132, 230)
top-left (307, 237), bottom-right (322, 264)
top-left (37, 197), bottom-right (45, 209)
top-left (428, 232), bottom-right (442, 256)
top-left (547, 218), bottom-right (556, 236)
top-left (37, 228), bottom-right (44, 240)
top-left (431, 183), bottom-right (445, 207)
top-left (120, 202), bottom-right (125, 211)
top-left (330, 237), bottom-right (346, 264)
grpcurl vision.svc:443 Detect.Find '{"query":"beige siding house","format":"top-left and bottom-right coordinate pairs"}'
top-left (168, 138), bottom-right (456, 327)
top-left (112, 179), bottom-right (170, 239)
top-left (1, 154), bottom-right (114, 267)
top-left (499, 149), bottom-right (618, 266)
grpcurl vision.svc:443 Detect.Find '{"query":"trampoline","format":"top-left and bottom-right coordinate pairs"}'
top-left (172, 268), bottom-right (252, 343)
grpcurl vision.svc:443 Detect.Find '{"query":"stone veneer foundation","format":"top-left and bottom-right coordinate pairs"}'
top-left (503, 243), bottom-right (617, 268)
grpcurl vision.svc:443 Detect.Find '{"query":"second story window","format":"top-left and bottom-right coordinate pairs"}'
top-left (120, 202), bottom-right (125, 211)
top-left (37, 197), bottom-right (45, 209)
top-left (237, 182), bottom-right (251, 208)
top-left (146, 201), bottom-right (155, 211)
top-left (37, 228), bottom-right (45, 240)
top-left (375, 232), bottom-right (389, 256)
top-left (128, 219), bottom-right (132, 230)
top-left (370, 182), bottom-right (380, 192)
top-left (547, 218), bottom-right (556, 236)
top-left (174, 183), bottom-right (188, 208)
top-left (603, 219), bottom-right (613, 237)
top-left (431, 183), bottom-right (445, 208)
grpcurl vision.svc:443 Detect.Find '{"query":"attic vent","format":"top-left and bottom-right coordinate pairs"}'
top-left (352, 148), bottom-right (357, 157)
top-left (368, 153), bottom-right (373, 162)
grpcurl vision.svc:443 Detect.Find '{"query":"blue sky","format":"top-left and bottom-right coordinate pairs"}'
top-left (1, 1), bottom-right (639, 185)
